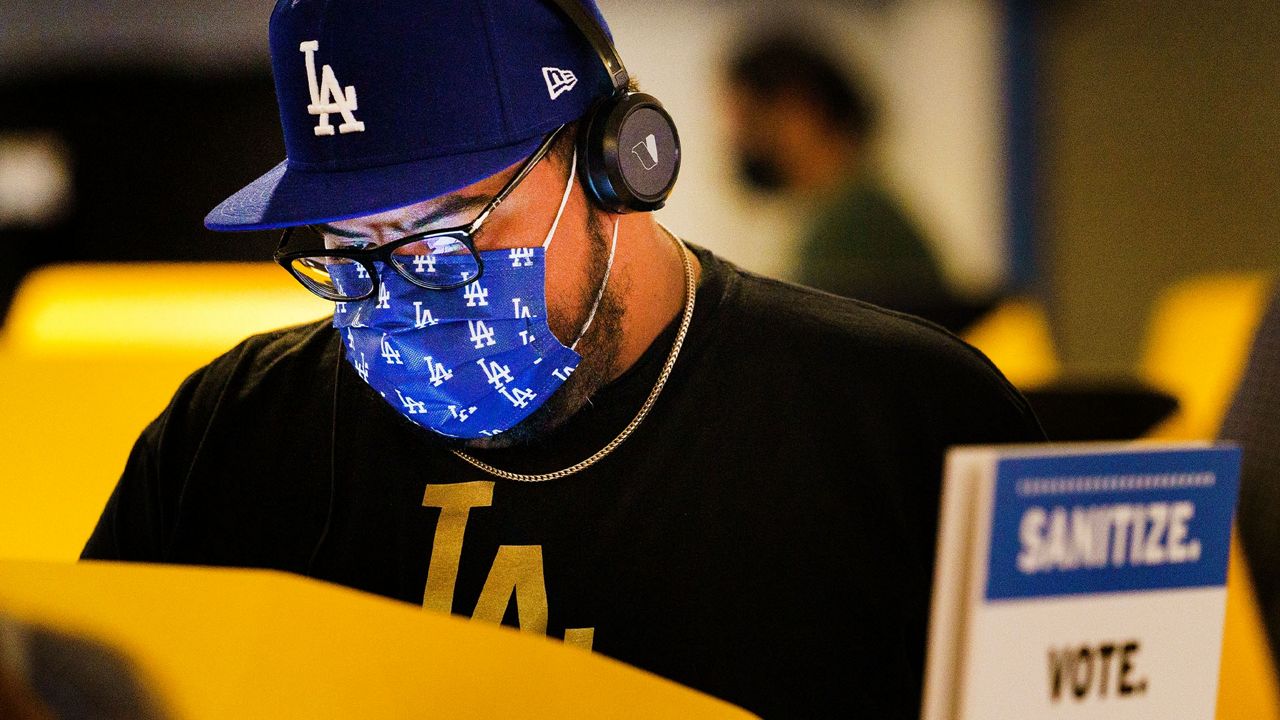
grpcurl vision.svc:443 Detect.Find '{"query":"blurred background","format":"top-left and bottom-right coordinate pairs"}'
top-left (2, 0), bottom-right (1280, 716)
top-left (3, 0), bottom-right (1277, 371)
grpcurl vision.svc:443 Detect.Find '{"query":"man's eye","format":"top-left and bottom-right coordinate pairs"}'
top-left (325, 237), bottom-right (374, 251)
top-left (392, 236), bottom-right (467, 256)
top-left (428, 237), bottom-right (468, 254)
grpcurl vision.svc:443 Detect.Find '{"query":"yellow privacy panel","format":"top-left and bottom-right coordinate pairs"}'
top-left (1217, 538), bottom-right (1280, 720)
top-left (1141, 272), bottom-right (1272, 440)
top-left (0, 354), bottom-right (204, 561)
top-left (1, 262), bottom-right (328, 357)
top-left (961, 297), bottom-right (1060, 389)
top-left (0, 262), bottom-right (329, 561)
top-left (0, 561), bottom-right (753, 719)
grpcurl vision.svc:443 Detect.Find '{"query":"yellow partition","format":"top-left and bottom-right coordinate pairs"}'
top-left (0, 354), bottom-right (206, 561)
top-left (0, 560), bottom-right (752, 718)
top-left (0, 262), bottom-right (328, 358)
top-left (1141, 273), bottom-right (1272, 440)
top-left (1218, 535), bottom-right (1280, 720)
top-left (0, 262), bottom-right (330, 561)
top-left (961, 297), bottom-right (1060, 389)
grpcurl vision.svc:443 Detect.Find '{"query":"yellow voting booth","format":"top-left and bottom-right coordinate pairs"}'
top-left (0, 263), bottom-right (329, 562)
top-left (0, 560), bottom-right (752, 718)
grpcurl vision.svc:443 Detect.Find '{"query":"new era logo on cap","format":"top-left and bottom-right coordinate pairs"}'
top-left (542, 67), bottom-right (578, 99)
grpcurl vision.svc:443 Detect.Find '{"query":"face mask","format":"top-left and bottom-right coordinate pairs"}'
top-left (737, 151), bottom-right (788, 193)
top-left (332, 154), bottom-right (616, 440)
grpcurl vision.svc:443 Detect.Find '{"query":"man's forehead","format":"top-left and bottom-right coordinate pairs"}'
top-left (317, 160), bottom-right (520, 237)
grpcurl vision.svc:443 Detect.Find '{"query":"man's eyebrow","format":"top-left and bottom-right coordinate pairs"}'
top-left (312, 223), bottom-right (366, 239)
top-left (404, 195), bottom-right (489, 232)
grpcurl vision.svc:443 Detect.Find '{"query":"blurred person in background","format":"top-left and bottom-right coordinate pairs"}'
top-left (724, 31), bottom-right (973, 329)
top-left (82, 0), bottom-right (1042, 715)
top-left (0, 614), bottom-right (169, 720)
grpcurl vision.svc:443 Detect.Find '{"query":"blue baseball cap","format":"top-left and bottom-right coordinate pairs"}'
top-left (205, 0), bottom-right (613, 232)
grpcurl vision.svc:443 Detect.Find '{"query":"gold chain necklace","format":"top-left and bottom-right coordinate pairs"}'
top-left (450, 231), bottom-right (696, 483)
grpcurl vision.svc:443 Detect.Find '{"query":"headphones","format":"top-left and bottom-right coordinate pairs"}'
top-left (545, 0), bottom-right (681, 213)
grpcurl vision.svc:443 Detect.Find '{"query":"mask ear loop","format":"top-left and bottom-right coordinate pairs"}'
top-left (539, 145), bottom-right (618, 351)
top-left (542, 147), bottom-right (578, 250)
top-left (571, 215), bottom-right (618, 350)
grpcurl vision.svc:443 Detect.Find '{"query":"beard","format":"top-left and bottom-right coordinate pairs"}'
top-left (460, 207), bottom-right (624, 450)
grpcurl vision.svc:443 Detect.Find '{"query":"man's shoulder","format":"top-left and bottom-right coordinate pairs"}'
top-left (175, 317), bottom-right (336, 414)
top-left (707, 255), bottom-right (1033, 416)
top-left (722, 261), bottom-right (982, 363)
top-left (206, 317), bottom-right (335, 377)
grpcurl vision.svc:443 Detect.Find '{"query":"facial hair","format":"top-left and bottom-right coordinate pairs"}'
top-left (460, 206), bottom-right (624, 449)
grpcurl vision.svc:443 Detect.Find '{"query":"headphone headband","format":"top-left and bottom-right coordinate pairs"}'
top-left (544, 0), bottom-right (630, 94)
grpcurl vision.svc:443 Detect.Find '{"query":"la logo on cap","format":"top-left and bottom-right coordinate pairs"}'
top-left (299, 40), bottom-right (366, 136)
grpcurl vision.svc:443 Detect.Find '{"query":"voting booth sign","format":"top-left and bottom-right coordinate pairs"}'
top-left (922, 443), bottom-right (1240, 720)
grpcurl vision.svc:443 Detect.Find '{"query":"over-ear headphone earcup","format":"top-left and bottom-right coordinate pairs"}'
top-left (577, 92), bottom-right (681, 213)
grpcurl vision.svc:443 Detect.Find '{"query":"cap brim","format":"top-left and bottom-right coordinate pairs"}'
top-left (204, 134), bottom-right (544, 232)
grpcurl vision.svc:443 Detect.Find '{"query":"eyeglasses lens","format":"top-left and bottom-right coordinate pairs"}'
top-left (390, 234), bottom-right (481, 288)
top-left (290, 256), bottom-right (374, 300)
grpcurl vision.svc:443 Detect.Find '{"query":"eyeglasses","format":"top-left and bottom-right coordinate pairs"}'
top-left (274, 125), bottom-right (565, 302)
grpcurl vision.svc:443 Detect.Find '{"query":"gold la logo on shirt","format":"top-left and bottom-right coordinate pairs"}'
top-left (420, 481), bottom-right (594, 650)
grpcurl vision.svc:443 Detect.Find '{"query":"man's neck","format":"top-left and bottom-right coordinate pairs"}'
top-left (607, 213), bottom-right (702, 381)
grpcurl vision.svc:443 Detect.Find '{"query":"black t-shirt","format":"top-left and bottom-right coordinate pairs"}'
top-left (83, 245), bottom-right (1043, 717)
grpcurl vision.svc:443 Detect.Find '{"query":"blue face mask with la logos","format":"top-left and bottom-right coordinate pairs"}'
top-left (331, 163), bottom-right (616, 440)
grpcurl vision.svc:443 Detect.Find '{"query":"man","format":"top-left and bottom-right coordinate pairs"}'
top-left (724, 32), bottom-right (983, 331)
top-left (84, 1), bottom-right (1043, 716)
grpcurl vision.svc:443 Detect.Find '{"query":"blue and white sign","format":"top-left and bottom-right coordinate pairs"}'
top-left (987, 448), bottom-right (1238, 600)
top-left (922, 444), bottom-right (1241, 720)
